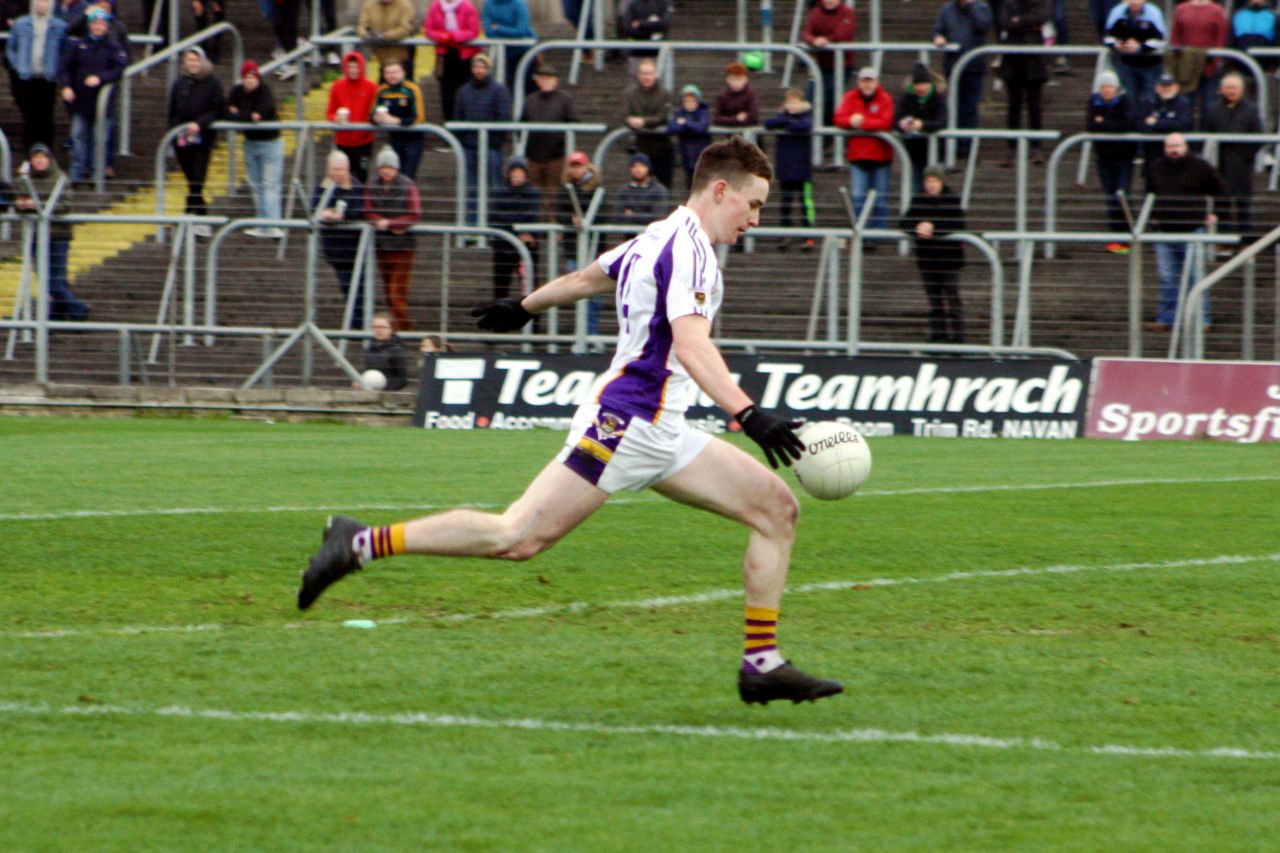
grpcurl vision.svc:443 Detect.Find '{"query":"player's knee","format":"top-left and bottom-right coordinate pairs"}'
top-left (493, 518), bottom-right (556, 561)
top-left (754, 475), bottom-right (799, 538)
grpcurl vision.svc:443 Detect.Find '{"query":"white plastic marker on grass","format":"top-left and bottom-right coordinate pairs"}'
top-left (343, 620), bottom-right (377, 629)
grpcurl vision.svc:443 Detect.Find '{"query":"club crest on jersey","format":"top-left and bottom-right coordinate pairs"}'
top-left (595, 412), bottom-right (627, 438)
top-left (694, 292), bottom-right (707, 306)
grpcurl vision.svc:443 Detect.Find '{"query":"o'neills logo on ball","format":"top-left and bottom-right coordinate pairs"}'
top-left (808, 430), bottom-right (859, 455)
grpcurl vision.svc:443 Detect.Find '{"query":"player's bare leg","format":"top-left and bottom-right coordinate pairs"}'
top-left (655, 438), bottom-right (843, 705)
top-left (299, 462), bottom-right (608, 609)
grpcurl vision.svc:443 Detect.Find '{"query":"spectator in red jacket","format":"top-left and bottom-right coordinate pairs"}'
top-left (424, 0), bottom-right (480, 124)
top-left (1170, 0), bottom-right (1228, 122)
top-left (802, 0), bottom-right (856, 125)
top-left (835, 66), bottom-right (895, 233)
top-left (326, 51), bottom-right (380, 181)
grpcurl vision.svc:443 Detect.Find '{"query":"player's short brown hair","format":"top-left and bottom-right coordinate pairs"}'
top-left (690, 135), bottom-right (772, 193)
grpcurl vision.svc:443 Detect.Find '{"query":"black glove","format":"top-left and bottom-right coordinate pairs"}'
top-left (470, 298), bottom-right (534, 332)
top-left (735, 405), bottom-right (805, 469)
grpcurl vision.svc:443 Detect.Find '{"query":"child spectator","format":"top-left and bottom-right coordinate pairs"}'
top-left (895, 63), bottom-right (948, 191)
top-left (1086, 70), bottom-right (1136, 252)
top-left (712, 62), bottom-right (759, 128)
top-left (666, 83), bottom-right (710, 190)
top-left (763, 88), bottom-right (815, 247)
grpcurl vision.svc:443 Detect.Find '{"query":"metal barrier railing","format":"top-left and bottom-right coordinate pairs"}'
top-left (311, 34), bottom-right (538, 90)
top-left (1182, 220), bottom-right (1280, 360)
top-left (95, 22), bottom-right (244, 190)
top-left (153, 120), bottom-right (467, 235)
top-left (1044, 131), bottom-right (1280, 258)
top-left (510, 40), bottom-right (825, 148)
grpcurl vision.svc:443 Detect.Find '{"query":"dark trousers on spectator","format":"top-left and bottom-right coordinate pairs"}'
top-left (194, 0), bottom-right (226, 62)
top-left (528, 157), bottom-right (564, 222)
top-left (1005, 78), bottom-right (1043, 145)
top-left (437, 49), bottom-right (470, 124)
top-left (1097, 157), bottom-right (1134, 234)
top-left (635, 138), bottom-right (675, 192)
top-left (1218, 194), bottom-right (1253, 240)
top-left (176, 140), bottom-right (215, 215)
top-left (11, 75), bottom-right (57, 150)
top-left (338, 143), bottom-right (372, 183)
top-left (390, 133), bottom-right (425, 181)
top-left (492, 239), bottom-right (536, 300)
top-left (376, 249), bottom-right (415, 330)
top-left (778, 180), bottom-right (814, 228)
top-left (953, 69), bottom-right (984, 152)
top-left (1114, 62), bottom-right (1161, 113)
top-left (318, 0), bottom-right (337, 31)
top-left (920, 270), bottom-right (964, 343)
top-left (273, 0), bottom-right (301, 53)
top-left (328, 254), bottom-right (367, 328)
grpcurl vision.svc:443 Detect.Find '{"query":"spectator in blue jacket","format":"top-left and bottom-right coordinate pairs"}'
top-left (489, 156), bottom-right (540, 300)
top-left (666, 83), bottom-right (710, 190)
top-left (1140, 72), bottom-right (1193, 157)
top-left (5, 0), bottom-right (69, 150)
top-left (481, 0), bottom-right (536, 89)
top-left (58, 6), bottom-right (127, 182)
top-left (1232, 0), bottom-right (1277, 71)
top-left (1087, 70), bottom-right (1136, 251)
top-left (453, 52), bottom-right (512, 225)
top-left (932, 0), bottom-right (993, 152)
top-left (763, 87), bottom-right (815, 246)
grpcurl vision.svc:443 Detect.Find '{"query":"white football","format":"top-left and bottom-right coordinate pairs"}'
top-left (360, 369), bottom-right (387, 391)
top-left (791, 421), bottom-right (872, 500)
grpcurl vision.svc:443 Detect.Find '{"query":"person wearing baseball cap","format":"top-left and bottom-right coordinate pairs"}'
top-left (1140, 71), bottom-right (1193, 160)
top-left (834, 65), bottom-right (895, 233)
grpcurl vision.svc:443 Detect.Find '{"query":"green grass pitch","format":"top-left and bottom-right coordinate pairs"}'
top-left (2, 414), bottom-right (1279, 851)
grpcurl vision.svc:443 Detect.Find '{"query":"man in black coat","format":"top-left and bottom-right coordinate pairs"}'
top-left (1201, 73), bottom-right (1263, 240)
top-left (900, 165), bottom-right (967, 343)
top-left (1143, 132), bottom-right (1224, 329)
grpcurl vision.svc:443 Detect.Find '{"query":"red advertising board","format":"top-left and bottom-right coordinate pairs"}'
top-left (1086, 358), bottom-right (1280, 443)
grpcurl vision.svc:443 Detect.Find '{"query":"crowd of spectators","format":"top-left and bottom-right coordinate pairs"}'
top-left (3, 0), bottom-right (1278, 336)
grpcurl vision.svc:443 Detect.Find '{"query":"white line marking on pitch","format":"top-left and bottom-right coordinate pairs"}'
top-left (0, 700), bottom-right (1275, 762)
top-left (2, 475), bottom-right (1276, 522)
top-left (10, 552), bottom-right (1278, 640)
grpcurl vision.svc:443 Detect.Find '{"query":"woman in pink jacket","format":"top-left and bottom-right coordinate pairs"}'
top-left (424, 0), bottom-right (480, 123)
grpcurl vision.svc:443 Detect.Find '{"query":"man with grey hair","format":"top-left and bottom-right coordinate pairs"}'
top-left (363, 145), bottom-right (421, 330)
top-left (313, 150), bottom-right (368, 327)
top-left (1201, 72), bottom-right (1262, 241)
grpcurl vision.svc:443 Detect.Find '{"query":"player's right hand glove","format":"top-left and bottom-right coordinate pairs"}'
top-left (735, 405), bottom-right (805, 470)
top-left (470, 298), bottom-right (534, 332)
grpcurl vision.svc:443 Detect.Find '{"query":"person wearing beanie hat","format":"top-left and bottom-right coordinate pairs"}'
top-left (1087, 67), bottom-right (1136, 252)
top-left (15, 143), bottom-right (90, 321)
top-left (7, 0), bottom-right (70, 152)
top-left (364, 142), bottom-right (420, 330)
top-left (713, 60), bottom-right (759, 127)
top-left (900, 164), bottom-right (966, 343)
top-left (58, 3), bottom-right (127, 183)
top-left (895, 62), bottom-right (947, 191)
top-left (228, 58), bottom-right (284, 236)
top-left (489, 155), bottom-right (540, 300)
top-left (667, 82), bottom-right (711, 190)
top-left (167, 44), bottom-right (224, 233)
top-left (313, 149), bottom-right (369, 327)
top-left (763, 87), bottom-right (815, 244)
top-left (612, 149), bottom-right (669, 228)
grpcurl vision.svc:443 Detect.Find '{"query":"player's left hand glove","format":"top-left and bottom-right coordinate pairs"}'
top-left (470, 298), bottom-right (534, 332)
top-left (735, 405), bottom-right (805, 469)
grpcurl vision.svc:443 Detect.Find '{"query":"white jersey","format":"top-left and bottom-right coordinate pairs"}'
top-left (591, 206), bottom-right (723, 427)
